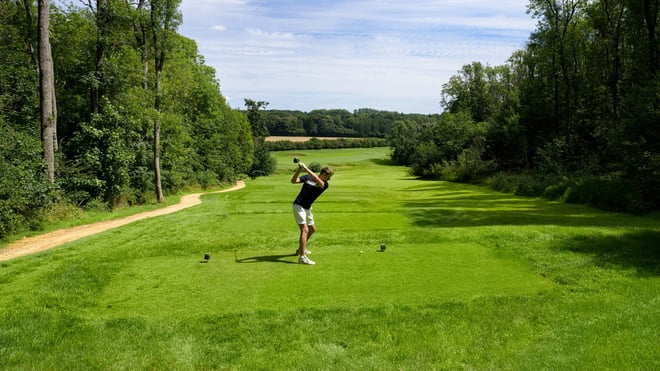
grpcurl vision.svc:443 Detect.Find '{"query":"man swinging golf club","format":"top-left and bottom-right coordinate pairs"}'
top-left (291, 159), bottom-right (333, 265)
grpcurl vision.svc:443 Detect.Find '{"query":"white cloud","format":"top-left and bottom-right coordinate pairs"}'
top-left (245, 28), bottom-right (296, 39)
top-left (178, 0), bottom-right (535, 113)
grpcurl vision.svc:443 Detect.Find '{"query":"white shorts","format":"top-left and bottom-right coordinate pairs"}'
top-left (293, 203), bottom-right (315, 225)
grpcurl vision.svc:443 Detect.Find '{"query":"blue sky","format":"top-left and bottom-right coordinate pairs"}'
top-left (178, 0), bottom-right (536, 114)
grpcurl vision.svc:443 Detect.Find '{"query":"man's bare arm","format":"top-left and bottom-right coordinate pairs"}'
top-left (300, 163), bottom-right (325, 188)
top-left (291, 165), bottom-right (302, 183)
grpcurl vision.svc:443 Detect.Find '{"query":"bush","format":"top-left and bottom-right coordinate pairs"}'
top-left (82, 198), bottom-right (111, 212)
top-left (195, 170), bottom-right (222, 188)
top-left (542, 184), bottom-right (568, 200)
top-left (249, 146), bottom-right (277, 178)
top-left (308, 162), bottom-right (322, 172)
top-left (422, 148), bottom-right (496, 182)
top-left (41, 200), bottom-right (83, 224)
top-left (452, 149), bottom-right (496, 183)
top-left (562, 177), bottom-right (646, 213)
top-left (0, 126), bottom-right (54, 238)
top-left (487, 172), bottom-right (557, 197)
top-left (57, 166), bottom-right (106, 207)
top-left (486, 171), bottom-right (652, 214)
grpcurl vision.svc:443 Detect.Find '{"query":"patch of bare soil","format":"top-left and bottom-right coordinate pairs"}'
top-left (0, 181), bottom-right (245, 262)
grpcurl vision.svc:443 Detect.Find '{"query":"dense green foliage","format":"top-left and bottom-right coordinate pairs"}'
top-left (244, 99), bottom-right (277, 178)
top-left (262, 108), bottom-right (441, 138)
top-left (265, 137), bottom-right (387, 151)
top-left (389, 0), bottom-right (659, 213)
top-left (0, 124), bottom-right (54, 236)
top-left (0, 1), bottom-right (253, 237)
top-left (0, 148), bottom-right (658, 369)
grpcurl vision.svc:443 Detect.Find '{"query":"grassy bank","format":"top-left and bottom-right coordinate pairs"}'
top-left (0, 148), bottom-right (658, 369)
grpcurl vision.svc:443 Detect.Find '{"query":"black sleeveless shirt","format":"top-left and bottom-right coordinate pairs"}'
top-left (293, 174), bottom-right (329, 209)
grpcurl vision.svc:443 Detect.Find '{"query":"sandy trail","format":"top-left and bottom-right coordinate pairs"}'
top-left (0, 181), bottom-right (245, 262)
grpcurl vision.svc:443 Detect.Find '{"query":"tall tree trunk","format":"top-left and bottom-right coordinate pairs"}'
top-left (91, 0), bottom-right (108, 114)
top-left (153, 70), bottom-right (164, 203)
top-left (147, 0), bottom-right (181, 203)
top-left (23, 0), bottom-right (38, 69)
top-left (131, 0), bottom-right (150, 89)
top-left (643, 0), bottom-right (659, 77)
top-left (152, 6), bottom-right (165, 203)
top-left (38, 0), bottom-right (57, 183)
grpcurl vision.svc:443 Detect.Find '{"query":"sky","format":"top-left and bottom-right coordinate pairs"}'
top-left (177, 0), bottom-right (537, 114)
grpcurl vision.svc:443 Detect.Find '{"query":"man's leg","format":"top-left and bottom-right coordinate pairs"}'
top-left (296, 223), bottom-right (316, 256)
top-left (303, 208), bottom-right (316, 251)
top-left (298, 223), bottom-right (309, 256)
top-left (297, 223), bottom-right (316, 265)
top-left (306, 224), bottom-right (316, 243)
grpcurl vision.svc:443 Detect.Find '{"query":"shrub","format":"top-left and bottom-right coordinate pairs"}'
top-left (41, 200), bottom-right (83, 223)
top-left (195, 170), bottom-right (221, 189)
top-left (452, 148), bottom-right (496, 183)
top-left (249, 146), bottom-right (277, 178)
top-left (308, 162), bottom-right (322, 172)
top-left (0, 126), bottom-right (54, 238)
top-left (486, 171), bottom-right (558, 197)
top-left (83, 198), bottom-right (111, 212)
top-left (542, 184), bottom-right (567, 200)
top-left (562, 177), bottom-right (645, 213)
top-left (486, 171), bottom-right (652, 214)
top-left (58, 166), bottom-right (106, 207)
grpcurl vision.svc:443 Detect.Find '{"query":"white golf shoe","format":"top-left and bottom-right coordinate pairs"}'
top-left (298, 255), bottom-right (316, 265)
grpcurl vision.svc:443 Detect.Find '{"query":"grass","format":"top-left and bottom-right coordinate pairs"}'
top-left (0, 147), bottom-right (658, 370)
top-left (1, 187), bottom-right (216, 245)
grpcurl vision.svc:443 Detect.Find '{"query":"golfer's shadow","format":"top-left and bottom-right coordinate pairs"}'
top-left (234, 251), bottom-right (298, 264)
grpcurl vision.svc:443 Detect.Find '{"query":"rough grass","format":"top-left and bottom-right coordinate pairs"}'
top-left (0, 147), bottom-right (658, 370)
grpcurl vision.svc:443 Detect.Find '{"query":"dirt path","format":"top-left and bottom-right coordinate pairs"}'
top-left (0, 181), bottom-right (246, 262)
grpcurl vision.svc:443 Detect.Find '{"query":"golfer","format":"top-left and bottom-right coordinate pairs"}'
top-left (291, 162), bottom-right (333, 265)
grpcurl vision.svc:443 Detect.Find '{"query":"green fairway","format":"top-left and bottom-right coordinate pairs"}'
top-left (1, 148), bottom-right (658, 370)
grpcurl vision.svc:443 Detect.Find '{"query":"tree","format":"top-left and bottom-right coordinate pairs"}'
top-left (244, 99), bottom-right (275, 178)
top-left (1, 1), bottom-right (40, 136)
top-left (0, 1), bottom-right (55, 235)
top-left (132, 0), bottom-right (150, 90)
top-left (244, 98), bottom-right (269, 148)
top-left (441, 62), bottom-right (490, 122)
top-left (148, 0), bottom-right (181, 202)
top-left (0, 122), bottom-right (53, 238)
top-left (0, 0), bottom-right (263, 221)
top-left (81, 0), bottom-right (108, 114)
top-left (526, 0), bottom-right (589, 170)
top-left (37, 0), bottom-right (58, 183)
top-left (388, 120), bottom-right (425, 166)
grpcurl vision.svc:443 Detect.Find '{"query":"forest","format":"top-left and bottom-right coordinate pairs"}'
top-left (388, 0), bottom-right (659, 214)
top-left (1, 0), bottom-right (256, 238)
top-left (1, 0), bottom-right (658, 239)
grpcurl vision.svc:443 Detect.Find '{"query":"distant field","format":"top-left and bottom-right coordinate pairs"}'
top-left (266, 136), bottom-right (358, 142)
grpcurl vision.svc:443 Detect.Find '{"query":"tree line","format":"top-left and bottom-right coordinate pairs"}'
top-left (1, 0), bottom-right (255, 238)
top-left (389, 0), bottom-right (659, 213)
top-left (261, 108), bottom-right (440, 138)
top-left (265, 137), bottom-right (387, 151)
